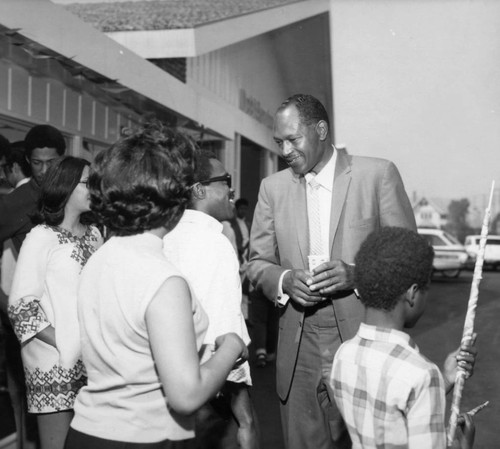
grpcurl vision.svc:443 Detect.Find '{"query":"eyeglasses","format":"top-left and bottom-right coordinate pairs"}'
top-left (198, 173), bottom-right (232, 189)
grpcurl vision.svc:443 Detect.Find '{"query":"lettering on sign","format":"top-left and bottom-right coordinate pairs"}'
top-left (239, 89), bottom-right (273, 129)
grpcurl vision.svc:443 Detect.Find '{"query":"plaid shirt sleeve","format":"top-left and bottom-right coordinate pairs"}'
top-left (406, 365), bottom-right (446, 449)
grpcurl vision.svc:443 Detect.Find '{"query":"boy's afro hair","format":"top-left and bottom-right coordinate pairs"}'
top-left (354, 227), bottom-right (434, 311)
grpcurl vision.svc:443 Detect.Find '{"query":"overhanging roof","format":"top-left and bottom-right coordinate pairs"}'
top-left (63, 0), bottom-right (306, 31)
top-left (64, 0), bottom-right (330, 57)
top-left (0, 0), bottom-right (234, 139)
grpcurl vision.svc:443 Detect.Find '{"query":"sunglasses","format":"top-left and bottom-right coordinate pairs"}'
top-left (199, 173), bottom-right (232, 189)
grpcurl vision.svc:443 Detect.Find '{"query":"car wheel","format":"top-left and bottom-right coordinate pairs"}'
top-left (442, 269), bottom-right (461, 278)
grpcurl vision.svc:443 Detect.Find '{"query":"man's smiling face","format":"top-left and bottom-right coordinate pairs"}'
top-left (273, 105), bottom-right (326, 175)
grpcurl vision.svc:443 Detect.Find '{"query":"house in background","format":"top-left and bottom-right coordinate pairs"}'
top-left (413, 197), bottom-right (449, 229)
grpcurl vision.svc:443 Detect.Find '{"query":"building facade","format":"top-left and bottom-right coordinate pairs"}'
top-left (1, 0), bottom-right (333, 216)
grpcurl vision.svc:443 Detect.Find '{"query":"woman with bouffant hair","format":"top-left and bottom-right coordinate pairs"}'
top-left (89, 124), bottom-right (193, 236)
top-left (66, 123), bottom-right (247, 449)
top-left (9, 156), bottom-right (103, 449)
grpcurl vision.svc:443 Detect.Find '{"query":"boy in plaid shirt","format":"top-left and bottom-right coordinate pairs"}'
top-left (330, 227), bottom-right (476, 449)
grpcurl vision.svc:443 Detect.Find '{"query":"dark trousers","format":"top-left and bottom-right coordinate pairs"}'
top-left (0, 311), bottom-right (39, 449)
top-left (64, 428), bottom-right (195, 449)
top-left (280, 304), bottom-right (351, 449)
top-left (248, 291), bottom-right (279, 355)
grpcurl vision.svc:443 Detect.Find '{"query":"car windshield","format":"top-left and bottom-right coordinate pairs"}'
top-left (472, 237), bottom-right (500, 245)
top-left (421, 234), bottom-right (447, 246)
top-left (443, 231), bottom-right (460, 244)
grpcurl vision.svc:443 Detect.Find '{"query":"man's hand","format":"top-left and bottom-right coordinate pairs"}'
top-left (443, 334), bottom-right (477, 393)
top-left (307, 260), bottom-right (355, 295)
top-left (282, 269), bottom-right (322, 307)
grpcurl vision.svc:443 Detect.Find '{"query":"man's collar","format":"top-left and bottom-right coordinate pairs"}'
top-left (358, 322), bottom-right (418, 351)
top-left (182, 209), bottom-right (223, 232)
top-left (305, 146), bottom-right (337, 190)
top-left (15, 177), bottom-right (30, 189)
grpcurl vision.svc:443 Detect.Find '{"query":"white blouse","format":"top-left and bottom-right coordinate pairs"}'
top-left (72, 233), bottom-right (208, 443)
top-left (8, 224), bottom-right (103, 413)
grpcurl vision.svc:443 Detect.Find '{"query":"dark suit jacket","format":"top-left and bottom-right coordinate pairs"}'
top-left (247, 149), bottom-right (416, 401)
top-left (0, 179), bottom-right (39, 252)
top-left (229, 217), bottom-right (251, 264)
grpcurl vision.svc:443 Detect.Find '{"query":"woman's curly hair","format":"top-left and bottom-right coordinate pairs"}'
top-left (354, 227), bottom-right (434, 311)
top-left (89, 122), bottom-right (196, 236)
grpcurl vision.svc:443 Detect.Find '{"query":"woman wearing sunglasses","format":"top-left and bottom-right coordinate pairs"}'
top-left (9, 156), bottom-right (103, 449)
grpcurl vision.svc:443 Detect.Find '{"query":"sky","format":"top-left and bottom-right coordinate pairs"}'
top-left (329, 0), bottom-right (500, 207)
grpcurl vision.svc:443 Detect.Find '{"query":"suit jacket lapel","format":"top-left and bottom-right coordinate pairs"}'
top-left (329, 149), bottom-right (351, 254)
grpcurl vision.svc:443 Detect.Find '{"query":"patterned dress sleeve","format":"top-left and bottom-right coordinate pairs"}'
top-left (8, 226), bottom-right (53, 343)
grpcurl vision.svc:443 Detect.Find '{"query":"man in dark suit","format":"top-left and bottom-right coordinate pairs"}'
top-left (0, 125), bottom-right (65, 252)
top-left (229, 198), bottom-right (251, 265)
top-left (247, 94), bottom-right (416, 449)
top-left (0, 125), bottom-right (65, 449)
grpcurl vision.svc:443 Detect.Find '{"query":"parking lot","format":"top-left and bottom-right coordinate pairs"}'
top-left (408, 269), bottom-right (500, 448)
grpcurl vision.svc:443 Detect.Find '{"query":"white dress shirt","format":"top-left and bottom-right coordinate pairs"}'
top-left (277, 148), bottom-right (337, 305)
top-left (164, 209), bottom-right (252, 385)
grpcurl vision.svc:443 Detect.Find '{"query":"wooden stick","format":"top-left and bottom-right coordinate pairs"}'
top-left (447, 181), bottom-right (495, 446)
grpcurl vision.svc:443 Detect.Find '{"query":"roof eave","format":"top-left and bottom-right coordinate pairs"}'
top-left (106, 0), bottom-right (330, 58)
top-left (0, 0), bottom-right (235, 138)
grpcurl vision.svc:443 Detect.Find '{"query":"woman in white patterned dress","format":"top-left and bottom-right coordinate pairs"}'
top-left (8, 156), bottom-right (103, 449)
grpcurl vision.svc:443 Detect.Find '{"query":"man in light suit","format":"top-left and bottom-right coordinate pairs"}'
top-left (247, 94), bottom-right (416, 449)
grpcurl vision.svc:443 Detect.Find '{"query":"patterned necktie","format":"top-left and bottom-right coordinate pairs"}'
top-left (308, 176), bottom-right (322, 255)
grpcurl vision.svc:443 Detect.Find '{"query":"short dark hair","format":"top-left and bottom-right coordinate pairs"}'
top-left (35, 156), bottom-right (89, 226)
top-left (354, 227), bottom-right (434, 311)
top-left (278, 94), bottom-right (330, 128)
top-left (235, 198), bottom-right (248, 209)
top-left (193, 149), bottom-right (217, 183)
top-left (25, 125), bottom-right (66, 158)
top-left (89, 122), bottom-right (196, 236)
top-left (0, 134), bottom-right (10, 159)
top-left (6, 144), bottom-right (31, 178)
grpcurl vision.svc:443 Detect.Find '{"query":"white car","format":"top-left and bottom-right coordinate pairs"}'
top-left (417, 228), bottom-right (468, 278)
top-left (464, 235), bottom-right (500, 270)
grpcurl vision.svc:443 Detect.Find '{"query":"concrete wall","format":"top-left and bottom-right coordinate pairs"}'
top-left (330, 0), bottom-right (500, 199)
top-left (187, 13), bottom-right (332, 157)
top-left (187, 32), bottom-right (291, 155)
